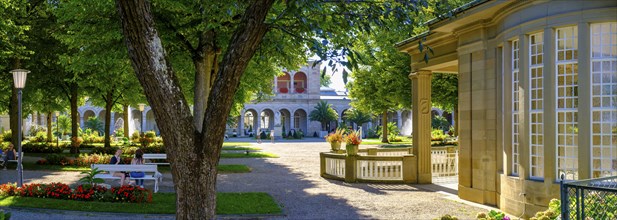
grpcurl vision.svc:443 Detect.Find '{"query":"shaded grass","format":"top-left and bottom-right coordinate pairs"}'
top-left (221, 152), bottom-right (278, 158)
top-left (19, 163), bottom-right (251, 173)
top-left (0, 192), bottom-right (281, 215)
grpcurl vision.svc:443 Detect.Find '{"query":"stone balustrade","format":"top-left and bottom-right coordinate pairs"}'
top-left (320, 146), bottom-right (458, 184)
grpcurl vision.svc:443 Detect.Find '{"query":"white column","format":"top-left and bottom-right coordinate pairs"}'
top-left (256, 111), bottom-right (261, 133)
top-left (290, 115), bottom-right (295, 130)
top-left (79, 116), bottom-right (85, 129)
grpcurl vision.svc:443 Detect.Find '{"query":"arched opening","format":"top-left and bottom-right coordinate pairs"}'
top-left (341, 109), bottom-right (351, 129)
top-left (260, 109), bottom-right (275, 131)
top-left (401, 110), bottom-right (412, 136)
top-left (293, 72), bottom-right (307, 94)
top-left (279, 109), bottom-right (291, 136)
top-left (277, 72), bottom-right (291, 94)
top-left (243, 109), bottom-right (258, 136)
top-left (293, 109), bottom-right (308, 136)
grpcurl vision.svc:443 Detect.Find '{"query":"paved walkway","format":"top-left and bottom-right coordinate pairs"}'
top-left (1, 138), bottom-right (491, 219)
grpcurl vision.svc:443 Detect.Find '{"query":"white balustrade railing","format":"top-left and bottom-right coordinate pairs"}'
top-left (377, 151), bottom-right (408, 156)
top-left (357, 160), bottom-right (403, 181)
top-left (432, 150), bottom-right (458, 177)
top-left (325, 157), bottom-right (346, 178)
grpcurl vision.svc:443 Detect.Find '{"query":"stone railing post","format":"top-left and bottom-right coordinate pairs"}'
top-left (345, 155), bottom-right (357, 183)
top-left (367, 148), bottom-right (378, 156)
top-left (403, 155), bottom-right (417, 183)
top-left (320, 153), bottom-right (326, 177)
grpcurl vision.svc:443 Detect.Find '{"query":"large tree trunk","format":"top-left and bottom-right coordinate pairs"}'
top-left (381, 111), bottom-right (389, 143)
top-left (123, 105), bottom-right (130, 139)
top-left (47, 112), bottom-right (53, 142)
top-left (69, 83), bottom-right (80, 154)
top-left (116, 0), bottom-right (274, 218)
top-left (192, 44), bottom-right (217, 132)
top-left (104, 90), bottom-right (114, 148)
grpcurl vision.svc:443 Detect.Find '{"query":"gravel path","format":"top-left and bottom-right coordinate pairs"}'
top-left (0, 138), bottom-right (490, 219)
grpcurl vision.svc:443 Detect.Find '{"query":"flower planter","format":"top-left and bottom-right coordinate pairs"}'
top-left (346, 144), bottom-right (359, 156)
top-left (330, 142), bottom-right (341, 151)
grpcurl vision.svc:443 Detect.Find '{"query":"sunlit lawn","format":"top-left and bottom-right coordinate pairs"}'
top-left (0, 192), bottom-right (281, 215)
top-left (361, 137), bottom-right (412, 145)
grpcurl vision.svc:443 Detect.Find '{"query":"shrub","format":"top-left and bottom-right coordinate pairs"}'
top-left (131, 131), bottom-right (140, 142)
top-left (142, 144), bottom-right (165, 153)
top-left (0, 210), bottom-right (11, 220)
top-left (2, 130), bottom-right (11, 142)
top-left (431, 129), bottom-right (447, 142)
top-left (75, 153), bottom-right (113, 166)
top-left (432, 115), bottom-right (451, 131)
top-left (260, 131), bottom-right (268, 140)
top-left (144, 131), bottom-right (156, 139)
top-left (530, 199), bottom-right (560, 220)
top-left (0, 183), bottom-right (151, 203)
top-left (44, 154), bottom-right (69, 165)
top-left (475, 210), bottom-right (509, 220)
top-left (435, 214), bottom-right (458, 220)
top-left (0, 183), bottom-right (18, 196)
top-left (22, 142), bottom-right (65, 153)
top-left (30, 131), bottom-right (49, 142)
top-left (91, 146), bottom-right (120, 155)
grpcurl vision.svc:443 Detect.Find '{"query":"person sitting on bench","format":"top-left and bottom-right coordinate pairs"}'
top-left (109, 149), bottom-right (129, 186)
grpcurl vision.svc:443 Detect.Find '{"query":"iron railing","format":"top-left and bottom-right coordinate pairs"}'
top-left (561, 174), bottom-right (617, 220)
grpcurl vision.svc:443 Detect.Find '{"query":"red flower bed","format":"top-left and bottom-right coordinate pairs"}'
top-left (0, 183), bottom-right (152, 203)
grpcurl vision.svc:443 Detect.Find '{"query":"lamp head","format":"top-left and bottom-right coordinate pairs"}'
top-left (55, 111), bottom-right (60, 117)
top-left (138, 103), bottom-right (146, 112)
top-left (10, 69), bottom-right (30, 89)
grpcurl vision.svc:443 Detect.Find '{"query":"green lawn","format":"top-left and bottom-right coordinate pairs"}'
top-left (19, 163), bottom-right (251, 173)
top-left (361, 138), bottom-right (413, 145)
top-left (222, 142), bottom-right (251, 147)
top-left (0, 192), bottom-right (281, 215)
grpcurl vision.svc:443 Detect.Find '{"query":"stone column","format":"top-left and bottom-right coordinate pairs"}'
top-left (409, 70), bottom-right (432, 184)
top-left (239, 111), bottom-right (245, 137)
top-left (290, 72), bottom-right (295, 94)
top-left (256, 110), bottom-right (261, 134)
top-left (141, 110), bottom-right (146, 133)
top-left (396, 111), bottom-right (402, 134)
top-left (290, 115), bottom-right (295, 130)
top-left (577, 22), bottom-right (591, 179)
top-left (79, 116), bottom-right (85, 129)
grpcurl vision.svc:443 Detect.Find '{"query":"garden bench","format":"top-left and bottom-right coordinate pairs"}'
top-left (91, 164), bottom-right (162, 193)
top-left (143, 153), bottom-right (169, 165)
top-left (3, 152), bottom-right (24, 170)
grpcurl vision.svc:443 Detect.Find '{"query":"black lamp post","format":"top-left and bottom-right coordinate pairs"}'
top-left (10, 69), bottom-right (29, 186)
top-left (55, 111), bottom-right (60, 147)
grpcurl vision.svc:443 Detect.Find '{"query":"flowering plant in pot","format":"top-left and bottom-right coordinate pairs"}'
top-left (325, 128), bottom-right (344, 151)
top-left (345, 129), bottom-right (362, 155)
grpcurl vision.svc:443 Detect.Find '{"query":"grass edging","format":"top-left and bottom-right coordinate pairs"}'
top-left (0, 192), bottom-right (281, 215)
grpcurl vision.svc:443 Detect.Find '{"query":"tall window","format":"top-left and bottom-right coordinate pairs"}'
top-left (591, 22), bottom-right (617, 178)
top-left (556, 26), bottom-right (579, 180)
top-left (512, 39), bottom-right (521, 176)
top-left (529, 32), bottom-right (544, 179)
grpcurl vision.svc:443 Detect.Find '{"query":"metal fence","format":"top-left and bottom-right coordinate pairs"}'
top-left (561, 175), bottom-right (617, 220)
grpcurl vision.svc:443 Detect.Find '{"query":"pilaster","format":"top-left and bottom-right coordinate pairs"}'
top-left (409, 70), bottom-right (433, 184)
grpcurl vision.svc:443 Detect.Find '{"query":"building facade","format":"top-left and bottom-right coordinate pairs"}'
top-left (398, 0), bottom-right (616, 217)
